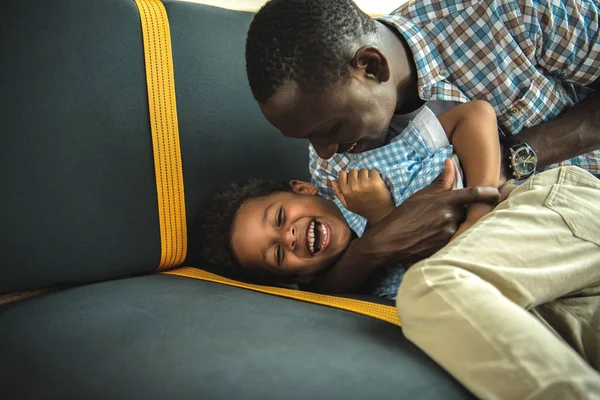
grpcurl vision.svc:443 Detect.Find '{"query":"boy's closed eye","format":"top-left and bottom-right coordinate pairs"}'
top-left (274, 206), bottom-right (286, 266)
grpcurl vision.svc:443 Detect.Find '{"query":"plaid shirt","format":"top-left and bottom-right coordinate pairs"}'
top-left (310, 0), bottom-right (600, 298)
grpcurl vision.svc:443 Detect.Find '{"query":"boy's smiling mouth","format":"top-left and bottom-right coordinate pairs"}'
top-left (306, 219), bottom-right (331, 255)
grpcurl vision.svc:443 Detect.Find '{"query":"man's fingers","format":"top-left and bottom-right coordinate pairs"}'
top-left (439, 158), bottom-right (455, 190)
top-left (446, 186), bottom-right (501, 206)
top-left (423, 159), bottom-right (455, 194)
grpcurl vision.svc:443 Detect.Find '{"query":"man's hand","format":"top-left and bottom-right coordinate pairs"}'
top-left (332, 169), bottom-right (394, 225)
top-left (308, 159), bottom-right (501, 294)
top-left (357, 159), bottom-right (501, 266)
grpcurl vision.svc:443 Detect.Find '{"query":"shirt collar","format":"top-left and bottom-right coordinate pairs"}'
top-left (377, 15), bottom-right (450, 100)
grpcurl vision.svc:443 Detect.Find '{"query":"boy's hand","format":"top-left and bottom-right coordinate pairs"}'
top-left (332, 169), bottom-right (394, 225)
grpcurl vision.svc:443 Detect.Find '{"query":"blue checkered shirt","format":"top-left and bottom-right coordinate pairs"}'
top-left (328, 108), bottom-right (453, 237)
top-left (310, 0), bottom-right (600, 298)
top-left (311, 106), bottom-right (453, 298)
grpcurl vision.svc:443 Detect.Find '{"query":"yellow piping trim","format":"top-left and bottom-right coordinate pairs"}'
top-left (132, 1), bottom-right (399, 325)
top-left (163, 267), bottom-right (401, 327)
top-left (134, 0), bottom-right (187, 270)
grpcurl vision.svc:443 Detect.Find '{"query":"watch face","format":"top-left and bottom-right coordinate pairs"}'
top-left (513, 146), bottom-right (538, 175)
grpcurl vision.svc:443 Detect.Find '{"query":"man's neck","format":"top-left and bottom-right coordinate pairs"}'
top-left (375, 21), bottom-right (423, 114)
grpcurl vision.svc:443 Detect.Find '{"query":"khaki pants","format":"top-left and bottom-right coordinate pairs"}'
top-left (397, 167), bottom-right (600, 400)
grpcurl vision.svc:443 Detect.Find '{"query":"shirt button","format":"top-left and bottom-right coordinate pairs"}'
top-left (439, 68), bottom-right (447, 76)
top-left (509, 107), bottom-right (519, 115)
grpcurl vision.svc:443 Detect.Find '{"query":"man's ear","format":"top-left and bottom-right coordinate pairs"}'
top-left (350, 45), bottom-right (391, 83)
top-left (289, 180), bottom-right (318, 195)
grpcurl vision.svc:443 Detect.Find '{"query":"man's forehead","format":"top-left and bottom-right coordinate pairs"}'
top-left (260, 81), bottom-right (333, 138)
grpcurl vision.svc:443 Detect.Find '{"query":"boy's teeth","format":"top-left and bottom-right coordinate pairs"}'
top-left (308, 221), bottom-right (316, 254)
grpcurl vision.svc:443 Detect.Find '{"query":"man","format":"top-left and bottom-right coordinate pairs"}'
top-left (244, 0), bottom-right (600, 292)
top-left (244, 0), bottom-right (600, 398)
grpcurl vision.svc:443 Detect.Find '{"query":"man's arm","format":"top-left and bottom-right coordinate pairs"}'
top-left (305, 160), bottom-right (500, 294)
top-left (516, 89), bottom-right (600, 168)
top-left (519, 0), bottom-right (600, 167)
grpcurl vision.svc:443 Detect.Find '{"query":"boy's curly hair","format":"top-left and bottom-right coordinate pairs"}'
top-left (246, 0), bottom-right (377, 103)
top-left (200, 179), bottom-right (294, 280)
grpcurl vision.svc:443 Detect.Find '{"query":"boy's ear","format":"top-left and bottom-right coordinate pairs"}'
top-left (350, 45), bottom-right (390, 83)
top-left (289, 180), bottom-right (318, 195)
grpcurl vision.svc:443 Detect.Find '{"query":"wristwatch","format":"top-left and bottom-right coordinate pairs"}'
top-left (502, 135), bottom-right (538, 181)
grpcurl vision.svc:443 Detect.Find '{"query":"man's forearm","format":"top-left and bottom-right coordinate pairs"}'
top-left (517, 91), bottom-right (600, 168)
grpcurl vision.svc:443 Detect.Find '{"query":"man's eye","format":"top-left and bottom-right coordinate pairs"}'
top-left (327, 122), bottom-right (341, 138)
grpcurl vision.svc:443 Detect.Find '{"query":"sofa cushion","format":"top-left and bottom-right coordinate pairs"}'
top-left (0, 274), bottom-right (473, 399)
top-left (0, 0), bottom-right (309, 292)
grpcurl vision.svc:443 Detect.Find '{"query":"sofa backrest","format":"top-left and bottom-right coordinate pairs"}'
top-left (0, 0), bottom-right (309, 293)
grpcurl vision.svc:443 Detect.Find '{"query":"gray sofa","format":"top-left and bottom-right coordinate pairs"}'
top-left (0, 0), bottom-right (473, 398)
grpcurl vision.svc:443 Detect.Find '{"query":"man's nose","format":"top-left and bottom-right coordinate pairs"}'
top-left (281, 225), bottom-right (296, 251)
top-left (312, 141), bottom-right (339, 160)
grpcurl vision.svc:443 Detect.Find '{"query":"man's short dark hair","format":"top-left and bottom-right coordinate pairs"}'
top-left (200, 179), bottom-right (293, 280)
top-left (246, 0), bottom-right (377, 103)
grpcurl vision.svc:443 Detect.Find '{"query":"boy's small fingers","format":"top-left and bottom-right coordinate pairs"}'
top-left (348, 169), bottom-right (359, 182)
top-left (368, 169), bottom-right (380, 179)
top-left (337, 172), bottom-right (350, 193)
top-left (337, 171), bottom-right (347, 189)
top-left (359, 168), bottom-right (369, 180)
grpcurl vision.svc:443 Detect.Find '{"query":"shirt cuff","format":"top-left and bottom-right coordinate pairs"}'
top-left (412, 106), bottom-right (449, 153)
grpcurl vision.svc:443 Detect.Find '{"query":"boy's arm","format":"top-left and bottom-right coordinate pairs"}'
top-left (437, 100), bottom-right (501, 224)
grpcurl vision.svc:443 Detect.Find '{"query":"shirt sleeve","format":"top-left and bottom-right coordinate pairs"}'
top-left (527, 0), bottom-right (600, 86)
top-left (410, 105), bottom-right (450, 152)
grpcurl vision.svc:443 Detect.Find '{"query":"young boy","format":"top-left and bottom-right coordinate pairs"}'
top-left (202, 100), bottom-right (502, 297)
